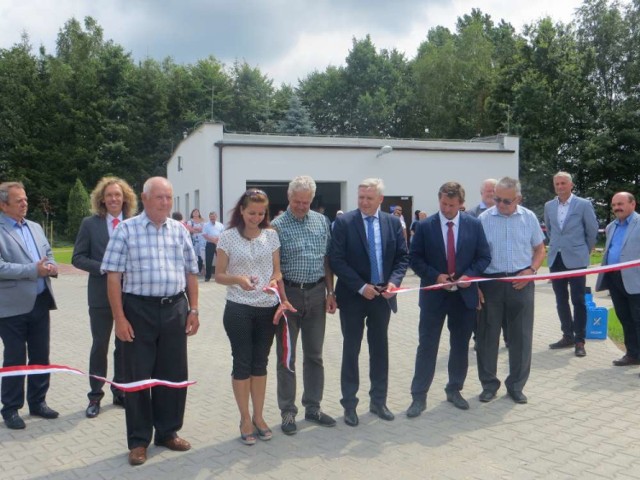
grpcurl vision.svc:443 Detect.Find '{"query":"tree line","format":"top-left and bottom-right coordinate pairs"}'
top-left (0, 0), bottom-right (637, 237)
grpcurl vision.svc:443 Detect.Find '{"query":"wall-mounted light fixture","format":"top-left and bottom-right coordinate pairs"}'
top-left (376, 145), bottom-right (393, 158)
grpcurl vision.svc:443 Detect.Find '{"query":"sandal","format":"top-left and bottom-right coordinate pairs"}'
top-left (239, 423), bottom-right (257, 446)
top-left (253, 419), bottom-right (273, 441)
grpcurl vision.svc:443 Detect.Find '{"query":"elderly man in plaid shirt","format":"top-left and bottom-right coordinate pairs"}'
top-left (101, 177), bottom-right (200, 466)
top-left (272, 175), bottom-right (337, 435)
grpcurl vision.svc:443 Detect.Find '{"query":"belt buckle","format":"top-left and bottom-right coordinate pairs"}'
top-left (160, 296), bottom-right (172, 305)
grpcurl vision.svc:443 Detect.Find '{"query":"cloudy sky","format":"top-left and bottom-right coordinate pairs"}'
top-left (1, 0), bottom-right (587, 85)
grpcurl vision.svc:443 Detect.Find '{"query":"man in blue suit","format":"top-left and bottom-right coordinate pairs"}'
top-left (406, 182), bottom-right (491, 417)
top-left (596, 192), bottom-right (640, 368)
top-left (329, 178), bottom-right (409, 426)
top-left (0, 181), bottom-right (59, 430)
top-left (544, 172), bottom-right (598, 357)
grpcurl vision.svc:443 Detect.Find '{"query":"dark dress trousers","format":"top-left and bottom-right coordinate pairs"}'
top-left (409, 214), bottom-right (491, 400)
top-left (329, 209), bottom-right (409, 409)
top-left (72, 215), bottom-right (124, 402)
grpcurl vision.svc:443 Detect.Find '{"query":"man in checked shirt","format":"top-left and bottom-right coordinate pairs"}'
top-left (101, 177), bottom-right (200, 466)
top-left (271, 175), bottom-right (337, 435)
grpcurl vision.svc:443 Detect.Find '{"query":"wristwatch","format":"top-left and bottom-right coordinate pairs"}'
top-left (327, 291), bottom-right (335, 297)
top-left (189, 309), bottom-right (199, 315)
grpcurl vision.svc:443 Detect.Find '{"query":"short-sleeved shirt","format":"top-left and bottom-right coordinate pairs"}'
top-left (101, 211), bottom-right (198, 296)
top-left (479, 205), bottom-right (544, 274)
top-left (217, 227), bottom-right (280, 307)
top-left (271, 209), bottom-right (330, 283)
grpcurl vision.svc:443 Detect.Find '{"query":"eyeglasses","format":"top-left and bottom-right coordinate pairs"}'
top-left (493, 196), bottom-right (516, 206)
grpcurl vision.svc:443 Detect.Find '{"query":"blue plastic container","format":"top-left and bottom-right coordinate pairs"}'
top-left (586, 307), bottom-right (608, 340)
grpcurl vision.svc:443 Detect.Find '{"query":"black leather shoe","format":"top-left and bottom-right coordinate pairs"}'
top-left (369, 403), bottom-right (394, 421)
top-left (479, 390), bottom-right (497, 403)
top-left (507, 390), bottom-right (528, 404)
top-left (446, 391), bottom-right (470, 410)
top-left (575, 342), bottom-right (586, 357)
top-left (549, 336), bottom-right (574, 349)
top-left (3, 411), bottom-right (25, 430)
top-left (612, 355), bottom-right (640, 366)
top-left (86, 400), bottom-right (100, 418)
top-left (344, 408), bottom-right (359, 427)
top-left (406, 399), bottom-right (426, 418)
top-left (29, 402), bottom-right (59, 419)
top-left (113, 395), bottom-right (125, 408)
top-left (305, 410), bottom-right (336, 427)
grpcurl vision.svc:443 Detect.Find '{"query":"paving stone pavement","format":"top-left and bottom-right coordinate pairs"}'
top-left (1, 267), bottom-right (640, 480)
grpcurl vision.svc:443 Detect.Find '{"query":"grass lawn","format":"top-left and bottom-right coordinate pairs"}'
top-left (53, 247), bottom-right (73, 264)
top-left (608, 308), bottom-right (624, 346)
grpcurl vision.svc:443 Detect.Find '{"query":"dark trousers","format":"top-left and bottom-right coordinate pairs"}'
top-left (339, 295), bottom-right (391, 409)
top-left (88, 306), bottom-right (124, 402)
top-left (205, 242), bottom-right (216, 280)
top-left (0, 290), bottom-right (52, 416)
top-left (477, 280), bottom-right (534, 394)
top-left (410, 292), bottom-right (475, 400)
top-left (276, 282), bottom-right (327, 416)
top-left (550, 253), bottom-right (587, 343)
top-left (121, 294), bottom-right (189, 449)
top-left (607, 271), bottom-right (640, 359)
top-left (223, 301), bottom-right (277, 380)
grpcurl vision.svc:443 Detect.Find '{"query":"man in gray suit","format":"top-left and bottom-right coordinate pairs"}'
top-left (72, 177), bottom-right (137, 418)
top-left (596, 192), bottom-right (640, 368)
top-left (544, 172), bottom-right (598, 357)
top-left (0, 181), bottom-right (59, 430)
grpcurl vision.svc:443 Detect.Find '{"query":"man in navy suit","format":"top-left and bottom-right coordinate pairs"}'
top-left (544, 172), bottom-right (598, 357)
top-left (596, 192), bottom-right (640, 368)
top-left (406, 182), bottom-right (491, 417)
top-left (0, 181), bottom-right (59, 430)
top-left (72, 177), bottom-right (138, 418)
top-left (329, 178), bottom-right (409, 427)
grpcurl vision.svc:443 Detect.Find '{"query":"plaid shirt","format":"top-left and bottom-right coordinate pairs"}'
top-left (479, 205), bottom-right (545, 274)
top-left (272, 208), bottom-right (330, 283)
top-left (101, 211), bottom-right (198, 296)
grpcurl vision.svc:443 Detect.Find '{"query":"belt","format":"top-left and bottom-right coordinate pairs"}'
top-left (483, 268), bottom-right (529, 278)
top-left (124, 292), bottom-right (185, 305)
top-left (283, 278), bottom-right (324, 290)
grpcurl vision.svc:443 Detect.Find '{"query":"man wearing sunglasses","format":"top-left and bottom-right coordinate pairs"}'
top-left (476, 177), bottom-right (546, 405)
top-left (544, 172), bottom-right (598, 357)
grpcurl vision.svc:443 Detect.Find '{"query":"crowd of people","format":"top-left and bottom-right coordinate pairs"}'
top-left (1, 171), bottom-right (639, 467)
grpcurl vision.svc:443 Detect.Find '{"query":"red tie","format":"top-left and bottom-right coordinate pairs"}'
top-left (112, 218), bottom-right (120, 229)
top-left (447, 221), bottom-right (456, 276)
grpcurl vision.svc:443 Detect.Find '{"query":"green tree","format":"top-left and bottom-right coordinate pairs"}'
top-left (275, 94), bottom-right (317, 134)
top-left (66, 178), bottom-right (91, 239)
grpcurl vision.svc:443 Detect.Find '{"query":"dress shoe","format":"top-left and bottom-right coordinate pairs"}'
top-left (86, 400), bottom-right (101, 418)
top-left (479, 390), bottom-right (497, 403)
top-left (3, 411), bottom-right (25, 430)
top-left (406, 399), bottom-right (426, 418)
top-left (305, 410), bottom-right (336, 427)
top-left (29, 402), bottom-right (59, 419)
top-left (612, 355), bottom-right (640, 366)
top-left (507, 390), bottom-right (528, 404)
top-left (369, 403), bottom-right (394, 421)
top-left (549, 336), bottom-right (574, 349)
top-left (281, 412), bottom-right (297, 435)
top-left (575, 342), bottom-right (586, 357)
top-left (344, 408), bottom-right (359, 427)
top-left (446, 390), bottom-right (470, 410)
top-left (128, 446), bottom-right (147, 466)
top-left (113, 395), bottom-right (125, 408)
top-left (155, 436), bottom-right (191, 451)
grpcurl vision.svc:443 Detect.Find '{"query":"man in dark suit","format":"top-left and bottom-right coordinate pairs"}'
top-left (544, 172), bottom-right (598, 357)
top-left (0, 181), bottom-right (59, 430)
top-left (72, 177), bottom-right (137, 418)
top-left (406, 182), bottom-right (491, 417)
top-left (329, 178), bottom-right (409, 427)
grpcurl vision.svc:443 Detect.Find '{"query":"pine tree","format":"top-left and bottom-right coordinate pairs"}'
top-left (66, 178), bottom-right (91, 240)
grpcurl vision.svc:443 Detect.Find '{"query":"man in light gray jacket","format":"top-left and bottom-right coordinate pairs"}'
top-left (596, 192), bottom-right (640, 368)
top-left (544, 172), bottom-right (598, 357)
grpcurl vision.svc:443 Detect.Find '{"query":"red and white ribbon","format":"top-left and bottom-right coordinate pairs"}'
top-left (265, 286), bottom-right (294, 372)
top-left (388, 259), bottom-right (640, 294)
top-left (0, 364), bottom-right (196, 392)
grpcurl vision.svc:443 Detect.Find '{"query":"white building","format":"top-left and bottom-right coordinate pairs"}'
top-left (167, 122), bottom-right (519, 225)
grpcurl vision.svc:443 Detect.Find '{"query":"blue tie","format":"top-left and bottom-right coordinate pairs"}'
top-left (366, 216), bottom-right (381, 284)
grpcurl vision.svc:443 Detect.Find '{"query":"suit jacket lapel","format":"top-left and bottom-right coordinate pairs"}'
top-left (622, 213), bottom-right (639, 249)
top-left (1, 217), bottom-right (32, 258)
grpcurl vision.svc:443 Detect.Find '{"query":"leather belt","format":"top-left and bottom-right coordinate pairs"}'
top-left (483, 268), bottom-right (529, 278)
top-left (124, 292), bottom-right (185, 305)
top-left (283, 278), bottom-right (324, 290)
